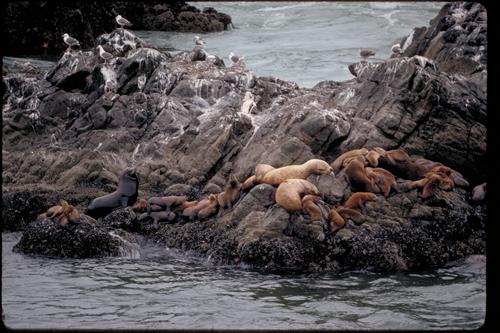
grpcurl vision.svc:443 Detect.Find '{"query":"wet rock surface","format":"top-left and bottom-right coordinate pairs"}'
top-left (3, 2), bottom-right (486, 271)
top-left (4, 1), bottom-right (232, 57)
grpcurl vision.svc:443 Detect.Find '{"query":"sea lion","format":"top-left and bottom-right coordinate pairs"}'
top-left (138, 211), bottom-right (176, 223)
top-left (132, 198), bottom-right (148, 212)
top-left (328, 208), bottom-right (346, 233)
top-left (344, 156), bottom-right (380, 193)
top-left (365, 167), bottom-right (397, 197)
top-left (217, 174), bottom-right (242, 209)
top-left (198, 195), bottom-right (220, 219)
top-left (331, 148), bottom-right (369, 173)
top-left (302, 195), bottom-right (322, 221)
top-left (148, 195), bottom-right (187, 209)
top-left (86, 169), bottom-right (139, 219)
top-left (342, 192), bottom-right (378, 213)
top-left (258, 159), bottom-right (333, 186)
top-left (37, 199), bottom-right (80, 225)
top-left (377, 150), bottom-right (428, 180)
top-left (405, 172), bottom-right (453, 198)
top-left (147, 204), bottom-right (165, 212)
top-left (336, 206), bottom-right (365, 225)
top-left (182, 194), bottom-right (218, 220)
top-left (275, 179), bottom-right (320, 211)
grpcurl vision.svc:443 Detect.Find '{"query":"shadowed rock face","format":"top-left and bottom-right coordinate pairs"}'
top-left (3, 2), bottom-right (486, 271)
top-left (3, 1), bottom-right (232, 56)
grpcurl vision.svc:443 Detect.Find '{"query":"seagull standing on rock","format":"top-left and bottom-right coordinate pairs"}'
top-left (62, 33), bottom-right (80, 51)
top-left (229, 52), bottom-right (244, 66)
top-left (116, 14), bottom-right (132, 29)
top-left (390, 43), bottom-right (402, 58)
top-left (97, 45), bottom-right (113, 63)
top-left (359, 48), bottom-right (376, 62)
top-left (194, 36), bottom-right (205, 47)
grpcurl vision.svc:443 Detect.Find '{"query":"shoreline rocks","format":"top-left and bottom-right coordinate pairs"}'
top-left (2, 2), bottom-right (487, 272)
top-left (3, 1), bottom-right (232, 57)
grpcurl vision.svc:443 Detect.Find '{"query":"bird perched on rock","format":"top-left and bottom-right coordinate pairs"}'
top-left (116, 14), bottom-right (132, 29)
top-left (229, 51), bottom-right (244, 66)
top-left (62, 33), bottom-right (80, 50)
top-left (359, 48), bottom-right (376, 61)
top-left (97, 45), bottom-right (113, 63)
top-left (194, 36), bottom-right (206, 47)
top-left (390, 43), bottom-right (402, 58)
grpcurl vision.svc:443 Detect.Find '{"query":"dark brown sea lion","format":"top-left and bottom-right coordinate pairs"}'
top-left (86, 169), bottom-right (139, 219)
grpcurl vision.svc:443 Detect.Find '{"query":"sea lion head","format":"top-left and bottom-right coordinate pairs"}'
top-left (307, 159), bottom-right (334, 176)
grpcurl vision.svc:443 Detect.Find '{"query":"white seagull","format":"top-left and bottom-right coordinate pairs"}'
top-left (97, 45), bottom-right (113, 62)
top-left (391, 43), bottom-right (401, 54)
top-left (194, 36), bottom-right (205, 47)
top-left (228, 52), bottom-right (244, 65)
top-left (62, 33), bottom-right (80, 49)
top-left (116, 15), bottom-right (132, 29)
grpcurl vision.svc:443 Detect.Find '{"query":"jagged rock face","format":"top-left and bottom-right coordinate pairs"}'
top-left (326, 57), bottom-right (486, 184)
top-left (401, 2), bottom-right (486, 87)
top-left (2, 3), bottom-right (487, 271)
top-left (3, 1), bottom-right (232, 56)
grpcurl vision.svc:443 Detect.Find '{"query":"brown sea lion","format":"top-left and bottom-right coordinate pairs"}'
top-left (365, 167), bottom-right (397, 197)
top-left (405, 172), bottom-right (454, 198)
top-left (331, 148), bottom-right (369, 173)
top-left (275, 179), bottom-right (320, 211)
top-left (38, 199), bottom-right (80, 225)
top-left (377, 150), bottom-right (428, 180)
top-left (302, 195), bottom-right (322, 221)
top-left (182, 194), bottom-right (218, 220)
top-left (342, 192), bottom-right (378, 213)
top-left (336, 206), bottom-right (366, 225)
top-left (132, 198), bottom-right (148, 212)
top-left (148, 204), bottom-right (165, 212)
top-left (344, 156), bottom-right (380, 193)
top-left (328, 208), bottom-right (346, 233)
top-left (217, 174), bottom-right (242, 209)
top-left (138, 211), bottom-right (176, 223)
top-left (148, 195), bottom-right (187, 209)
top-left (198, 195), bottom-right (220, 219)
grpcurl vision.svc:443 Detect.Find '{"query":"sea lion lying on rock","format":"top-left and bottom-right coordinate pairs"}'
top-left (86, 169), bottom-right (139, 219)
top-left (147, 195), bottom-right (187, 210)
top-left (331, 148), bottom-right (369, 173)
top-left (403, 171), bottom-right (454, 198)
top-left (301, 194), bottom-right (322, 221)
top-left (243, 159), bottom-right (333, 189)
top-left (365, 167), bottom-right (398, 197)
top-left (132, 198), bottom-right (148, 212)
top-left (182, 194), bottom-right (219, 220)
top-left (344, 156), bottom-right (380, 193)
top-left (217, 174), bottom-right (241, 209)
top-left (275, 179), bottom-right (320, 211)
top-left (37, 199), bottom-right (80, 226)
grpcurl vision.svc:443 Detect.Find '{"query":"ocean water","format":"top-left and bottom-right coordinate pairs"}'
top-left (2, 2), bottom-right (486, 330)
top-left (2, 232), bottom-right (485, 329)
top-left (135, 1), bottom-right (446, 87)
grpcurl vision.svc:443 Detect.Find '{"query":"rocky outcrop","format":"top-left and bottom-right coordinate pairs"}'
top-left (12, 216), bottom-right (141, 259)
top-left (400, 2), bottom-right (486, 88)
top-left (3, 2), bottom-right (486, 271)
top-left (3, 1), bottom-right (232, 56)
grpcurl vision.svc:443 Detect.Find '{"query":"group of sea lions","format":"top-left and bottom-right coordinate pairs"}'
top-left (36, 148), bottom-right (481, 237)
